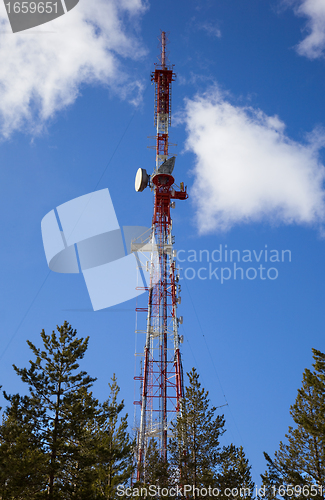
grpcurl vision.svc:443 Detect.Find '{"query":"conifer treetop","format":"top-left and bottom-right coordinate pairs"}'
top-left (12, 321), bottom-right (96, 404)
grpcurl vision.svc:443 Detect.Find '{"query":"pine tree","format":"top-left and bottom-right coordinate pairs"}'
top-left (218, 444), bottom-right (254, 500)
top-left (0, 322), bottom-right (99, 499)
top-left (60, 387), bottom-right (101, 499)
top-left (0, 323), bottom-right (135, 499)
top-left (92, 375), bottom-right (134, 499)
top-left (142, 439), bottom-right (170, 489)
top-left (169, 367), bottom-right (226, 494)
top-left (0, 393), bottom-right (47, 498)
top-left (0, 323), bottom-right (136, 500)
top-left (261, 349), bottom-right (325, 500)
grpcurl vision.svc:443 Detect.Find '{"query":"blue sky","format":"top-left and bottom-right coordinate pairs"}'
top-left (0, 0), bottom-right (325, 486)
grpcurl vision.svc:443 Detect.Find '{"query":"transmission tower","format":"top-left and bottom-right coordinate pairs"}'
top-left (133, 31), bottom-right (188, 481)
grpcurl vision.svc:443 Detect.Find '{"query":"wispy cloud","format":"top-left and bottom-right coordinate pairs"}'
top-left (182, 87), bottom-right (325, 233)
top-left (198, 22), bottom-right (221, 38)
top-left (286, 0), bottom-right (325, 58)
top-left (0, 0), bottom-right (147, 137)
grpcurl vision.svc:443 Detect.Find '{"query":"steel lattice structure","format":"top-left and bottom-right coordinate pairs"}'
top-left (133, 32), bottom-right (188, 482)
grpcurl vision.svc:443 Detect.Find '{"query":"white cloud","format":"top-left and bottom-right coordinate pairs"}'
top-left (183, 88), bottom-right (325, 233)
top-left (287, 0), bottom-right (325, 58)
top-left (0, 0), bottom-right (147, 137)
top-left (199, 22), bottom-right (221, 38)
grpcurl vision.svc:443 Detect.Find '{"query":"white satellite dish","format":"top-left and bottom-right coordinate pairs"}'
top-left (135, 168), bottom-right (149, 192)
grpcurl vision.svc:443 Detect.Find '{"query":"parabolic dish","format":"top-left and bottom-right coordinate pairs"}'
top-left (135, 168), bottom-right (149, 192)
top-left (158, 156), bottom-right (176, 175)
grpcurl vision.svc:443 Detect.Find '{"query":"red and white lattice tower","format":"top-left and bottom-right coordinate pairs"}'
top-left (133, 31), bottom-right (188, 481)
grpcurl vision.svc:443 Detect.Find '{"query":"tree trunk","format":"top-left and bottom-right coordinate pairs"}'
top-left (48, 382), bottom-right (61, 498)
